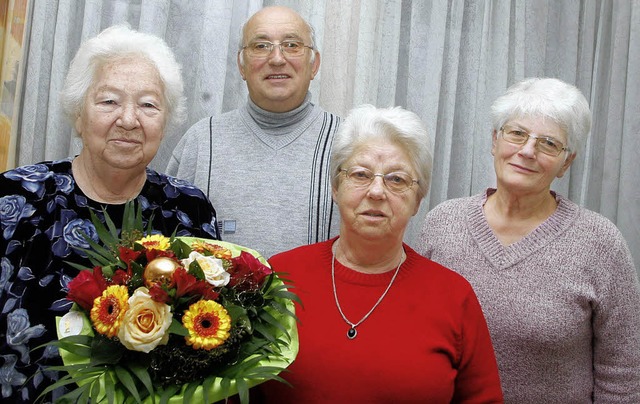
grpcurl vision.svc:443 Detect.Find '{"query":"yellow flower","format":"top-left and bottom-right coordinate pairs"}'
top-left (182, 300), bottom-right (231, 350)
top-left (90, 285), bottom-right (129, 338)
top-left (191, 241), bottom-right (232, 260)
top-left (137, 234), bottom-right (171, 251)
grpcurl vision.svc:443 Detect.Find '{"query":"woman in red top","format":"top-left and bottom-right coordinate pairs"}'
top-left (259, 105), bottom-right (503, 403)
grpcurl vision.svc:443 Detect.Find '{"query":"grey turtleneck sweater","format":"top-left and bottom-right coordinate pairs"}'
top-left (166, 94), bottom-right (341, 259)
top-left (417, 189), bottom-right (640, 403)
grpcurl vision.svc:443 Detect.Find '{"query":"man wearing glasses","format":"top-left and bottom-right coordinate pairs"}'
top-left (167, 6), bottom-right (340, 259)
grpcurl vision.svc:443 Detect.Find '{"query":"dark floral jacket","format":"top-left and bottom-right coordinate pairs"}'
top-left (0, 159), bottom-right (221, 402)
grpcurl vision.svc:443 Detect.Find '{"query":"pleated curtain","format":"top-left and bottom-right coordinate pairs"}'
top-left (15, 0), bottom-right (640, 271)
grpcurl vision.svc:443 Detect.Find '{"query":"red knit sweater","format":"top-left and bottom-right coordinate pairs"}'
top-left (259, 238), bottom-right (503, 403)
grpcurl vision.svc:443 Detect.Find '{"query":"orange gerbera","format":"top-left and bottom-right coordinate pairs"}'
top-left (182, 300), bottom-right (231, 350)
top-left (90, 285), bottom-right (129, 337)
top-left (190, 241), bottom-right (232, 260)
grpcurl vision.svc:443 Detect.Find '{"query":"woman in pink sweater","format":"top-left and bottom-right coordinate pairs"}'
top-left (419, 78), bottom-right (640, 403)
top-left (259, 105), bottom-right (503, 403)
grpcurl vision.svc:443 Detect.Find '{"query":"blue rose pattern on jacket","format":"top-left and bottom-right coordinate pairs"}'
top-left (0, 196), bottom-right (37, 239)
top-left (0, 159), bottom-right (220, 402)
top-left (3, 164), bottom-right (52, 199)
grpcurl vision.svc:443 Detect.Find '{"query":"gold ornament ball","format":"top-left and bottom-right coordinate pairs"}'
top-left (144, 257), bottom-right (180, 287)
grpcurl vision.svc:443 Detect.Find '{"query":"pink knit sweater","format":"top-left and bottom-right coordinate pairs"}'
top-left (418, 189), bottom-right (640, 403)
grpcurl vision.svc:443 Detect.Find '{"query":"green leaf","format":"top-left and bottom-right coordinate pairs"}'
top-left (225, 303), bottom-right (248, 323)
top-left (90, 377), bottom-right (102, 402)
top-left (269, 299), bottom-right (297, 320)
top-left (89, 208), bottom-right (119, 249)
top-left (65, 260), bottom-right (95, 272)
top-left (219, 377), bottom-right (232, 401)
top-left (122, 200), bottom-right (135, 233)
top-left (183, 381), bottom-right (198, 403)
top-left (42, 363), bottom-right (105, 374)
top-left (260, 272), bottom-right (275, 291)
top-left (91, 336), bottom-right (124, 365)
top-left (258, 310), bottom-right (287, 336)
top-left (269, 287), bottom-right (301, 304)
top-left (236, 377), bottom-right (249, 404)
top-left (168, 317), bottom-right (189, 336)
top-left (38, 334), bottom-right (92, 350)
top-left (114, 365), bottom-right (142, 403)
top-left (202, 375), bottom-right (216, 403)
top-left (35, 370), bottom-right (103, 402)
top-left (188, 260), bottom-right (205, 280)
top-left (100, 205), bottom-right (121, 242)
top-left (129, 260), bottom-right (146, 289)
top-left (127, 362), bottom-right (155, 402)
top-left (105, 372), bottom-right (117, 404)
top-left (82, 242), bottom-right (118, 267)
top-left (170, 238), bottom-right (192, 257)
top-left (159, 384), bottom-right (181, 404)
top-left (54, 382), bottom-right (92, 403)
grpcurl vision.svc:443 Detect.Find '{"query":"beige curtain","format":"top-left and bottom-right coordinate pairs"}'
top-left (0, 0), bottom-right (30, 172)
top-left (15, 0), bottom-right (640, 272)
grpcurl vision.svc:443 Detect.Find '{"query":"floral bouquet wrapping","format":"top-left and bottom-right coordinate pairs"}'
top-left (39, 205), bottom-right (298, 403)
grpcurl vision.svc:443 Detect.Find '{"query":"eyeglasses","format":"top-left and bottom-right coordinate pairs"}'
top-left (499, 125), bottom-right (570, 156)
top-left (241, 40), bottom-right (314, 59)
top-left (340, 166), bottom-right (418, 193)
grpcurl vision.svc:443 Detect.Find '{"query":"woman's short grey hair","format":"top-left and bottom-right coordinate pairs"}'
top-left (490, 77), bottom-right (591, 153)
top-left (61, 24), bottom-right (186, 131)
top-left (330, 104), bottom-right (433, 201)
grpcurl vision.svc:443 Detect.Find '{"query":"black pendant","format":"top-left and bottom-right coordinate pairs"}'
top-left (347, 327), bottom-right (357, 339)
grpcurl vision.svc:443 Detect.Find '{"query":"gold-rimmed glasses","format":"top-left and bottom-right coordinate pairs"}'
top-left (499, 125), bottom-right (570, 156)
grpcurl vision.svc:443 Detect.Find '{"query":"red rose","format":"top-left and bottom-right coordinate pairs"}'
top-left (228, 251), bottom-right (273, 291)
top-left (189, 281), bottom-right (220, 301)
top-left (66, 267), bottom-right (108, 311)
top-left (173, 267), bottom-right (219, 300)
top-left (111, 268), bottom-right (131, 285)
top-left (119, 246), bottom-right (142, 263)
top-left (145, 248), bottom-right (176, 262)
top-left (173, 267), bottom-right (197, 298)
top-left (148, 284), bottom-right (170, 303)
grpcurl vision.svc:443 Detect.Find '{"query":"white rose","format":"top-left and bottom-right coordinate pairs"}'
top-left (117, 287), bottom-right (172, 353)
top-left (181, 251), bottom-right (230, 287)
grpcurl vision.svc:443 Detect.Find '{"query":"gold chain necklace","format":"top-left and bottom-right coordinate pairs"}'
top-left (331, 240), bottom-right (404, 340)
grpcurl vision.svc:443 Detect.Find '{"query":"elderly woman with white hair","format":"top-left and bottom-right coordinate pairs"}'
top-left (418, 77), bottom-right (640, 403)
top-left (0, 25), bottom-right (220, 402)
top-left (259, 105), bottom-right (503, 403)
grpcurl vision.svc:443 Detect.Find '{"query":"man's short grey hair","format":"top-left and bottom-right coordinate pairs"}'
top-left (61, 24), bottom-right (186, 131)
top-left (237, 10), bottom-right (318, 66)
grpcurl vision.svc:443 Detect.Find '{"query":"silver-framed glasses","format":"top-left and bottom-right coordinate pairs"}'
top-left (340, 166), bottom-right (418, 193)
top-left (241, 40), bottom-right (314, 58)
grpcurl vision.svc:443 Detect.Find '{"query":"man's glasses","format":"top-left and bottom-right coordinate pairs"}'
top-left (499, 125), bottom-right (570, 156)
top-left (241, 41), bottom-right (314, 58)
top-left (340, 166), bottom-right (418, 193)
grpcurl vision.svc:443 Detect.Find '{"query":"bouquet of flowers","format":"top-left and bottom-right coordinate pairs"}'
top-left (38, 204), bottom-right (298, 403)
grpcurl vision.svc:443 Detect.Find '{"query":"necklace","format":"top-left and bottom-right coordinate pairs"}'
top-left (331, 240), bottom-right (404, 340)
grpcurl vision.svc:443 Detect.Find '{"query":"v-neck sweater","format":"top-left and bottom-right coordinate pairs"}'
top-left (418, 189), bottom-right (640, 403)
